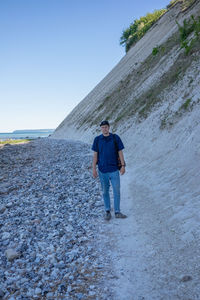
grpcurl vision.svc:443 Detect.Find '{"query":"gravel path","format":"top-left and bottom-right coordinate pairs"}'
top-left (0, 138), bottom-right (114, 300)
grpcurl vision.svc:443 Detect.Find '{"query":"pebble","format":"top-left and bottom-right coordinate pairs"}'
top-left (35, 287), bottom-right (42, 295)
top-left (5, 249), bottom-right (20, 261)
top-left (89, 290), bottom-right (96, 296)
top-left (67, 286), bottom-right (72, 293)
top-left (180, 275), bottom-right (193, 282)
top-left (0, 138), bottom-right (111, 299)
top-left (0, 206), bottom-right (6, 214)
top-left (6, 202), bottom-right (13, 208)
top-left (46, 292), bottom-right (54, 298)
top-left (0, 289), bottom-right (5, 298)
top-left (2, 232), bottom-right (10, 240)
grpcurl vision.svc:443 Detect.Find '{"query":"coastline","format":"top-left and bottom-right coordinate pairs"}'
top-left (0, 130), bottom-right (54, 141)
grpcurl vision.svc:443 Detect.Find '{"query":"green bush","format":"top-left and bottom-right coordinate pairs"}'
top-left (152, 46), bottom-right (159, 55)
top-left (181, 98), bottom-right (191, 110)
top-left (120, 9), bottom-right (166, 53)
top-left (120, 0), bottom-right (197, 53)
top-left (176, 17), bottom-right (195, 41)
top-left (177, 15), bottom-right (200, 55)
top-left (169, 0), bottom-right (196, 9)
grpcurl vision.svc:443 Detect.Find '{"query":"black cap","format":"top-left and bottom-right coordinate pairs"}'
top-left (100, 120), bottom-right (110, 127)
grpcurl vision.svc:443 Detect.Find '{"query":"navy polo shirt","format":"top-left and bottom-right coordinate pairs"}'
top-left (92, 133), bottom-right (124, 173)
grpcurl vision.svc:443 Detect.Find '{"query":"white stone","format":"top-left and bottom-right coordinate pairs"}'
top-left (0, 206), bottom-right (6, 213)
top-left (35, 287), bottom-right (42, 295)
top-left (2, 232), bottom-right (10, 240)
top-left (6, 202), bottom-right (13, 208)
top-left (5, 249), bottom-right (20, 261)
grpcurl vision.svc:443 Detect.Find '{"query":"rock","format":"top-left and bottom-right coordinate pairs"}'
top-left (0, 206), bottom-right (6, 213)
top-left (46, 292), bottom-right (54, 298)
top-left (67, 286), bottom-right (72, 293)
top-left (77, 293), bottom-right (84, 299)
top-left (6, 202), bottom-right (13, 208)
top-left (31, 219), bottom-right (41, 224)
top-left (35, 287), bottom-right (42, 295)
top-left (0, 289), bottom-right (5, 298)
top-left (26, 288), bottom-right (34, 297)
top-left (2, 232), bottom-right (11, 240)
top-left (5, 249), bottom-right (20, 261)
top-left (180, 275), bottom-right (193, 282)
top-left (89, 285), bottom-right (95, 289)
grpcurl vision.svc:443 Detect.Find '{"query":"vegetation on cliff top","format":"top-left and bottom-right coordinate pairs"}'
top-left (168, 0), bottom-right (196, 10)
top-left (120, 0), bottom-right (197, 53)
top-left (120, 9), bottom-right (166, 53)
top-left (177, 14), bottom-right (200, 54)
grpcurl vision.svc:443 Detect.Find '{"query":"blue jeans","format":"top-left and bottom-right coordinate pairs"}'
top-left (98, 170), bottom-right (120, 213)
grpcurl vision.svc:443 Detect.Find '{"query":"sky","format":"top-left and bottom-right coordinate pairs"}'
top-left (0, 0), bottom-right (170, 132)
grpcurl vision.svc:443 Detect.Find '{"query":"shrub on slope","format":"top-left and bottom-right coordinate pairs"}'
top-left (120, 9), bottom-right (166, 53)
top-left (120, 0), bottom-right (197, 53)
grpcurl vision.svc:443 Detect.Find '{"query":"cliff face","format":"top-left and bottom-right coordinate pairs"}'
top-left (52, 3), bottom-right (200, 296)
top-left (52, 1), bottom-right (200, 209)
top-left (52, 0), bottom-right (200, 145)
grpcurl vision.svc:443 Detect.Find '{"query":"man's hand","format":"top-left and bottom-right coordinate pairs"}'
top-left (93, 168), bottom-right (98, 178)
top-left (92, 152), bottom-right (98, 178)
top-left (118, 150), bottom-right (125, 175)
top-left (120, 166), bottom-right (125, 175)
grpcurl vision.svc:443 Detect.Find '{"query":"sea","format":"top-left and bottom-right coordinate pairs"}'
top-left (0, 129), bottom-right (55, 141)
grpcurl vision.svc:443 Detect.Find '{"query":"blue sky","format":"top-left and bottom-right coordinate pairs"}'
top-left (0, 0), bottom-right (169, 132)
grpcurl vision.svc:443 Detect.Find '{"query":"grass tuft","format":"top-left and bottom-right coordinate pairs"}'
top-left (0, 139), bottom-right (31, 145)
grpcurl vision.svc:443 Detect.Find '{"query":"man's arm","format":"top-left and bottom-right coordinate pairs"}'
top-left (118, 150), bottom-right (125, 175)
top-left (92, 151), bottom-right (98, 178)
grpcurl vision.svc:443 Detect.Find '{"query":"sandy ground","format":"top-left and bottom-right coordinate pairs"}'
top-left (103, 105), bottom-right (200, 299)
top-left (106, 169), bottom-right (200, 300)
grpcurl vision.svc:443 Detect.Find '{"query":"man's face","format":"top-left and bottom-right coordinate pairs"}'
top-left (101, 125), bottom-right (110, 136)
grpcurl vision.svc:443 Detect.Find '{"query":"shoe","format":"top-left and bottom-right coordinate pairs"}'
top-left (115, 212), bottom-right (127, 219)
top-left (104, 211), bottom-right (111, 221)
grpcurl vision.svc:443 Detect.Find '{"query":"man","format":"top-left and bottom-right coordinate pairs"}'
top-left (92, 120), bottom-right (127, 221)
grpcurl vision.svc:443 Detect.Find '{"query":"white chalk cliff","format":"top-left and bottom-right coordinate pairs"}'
top-left (52, 1), bottom-right (200, 298)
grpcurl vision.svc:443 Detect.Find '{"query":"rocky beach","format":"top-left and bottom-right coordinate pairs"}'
top-left (0, 138), bottom-right (114, 299)
top-left (1, 133), bottom-right (200, 300)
